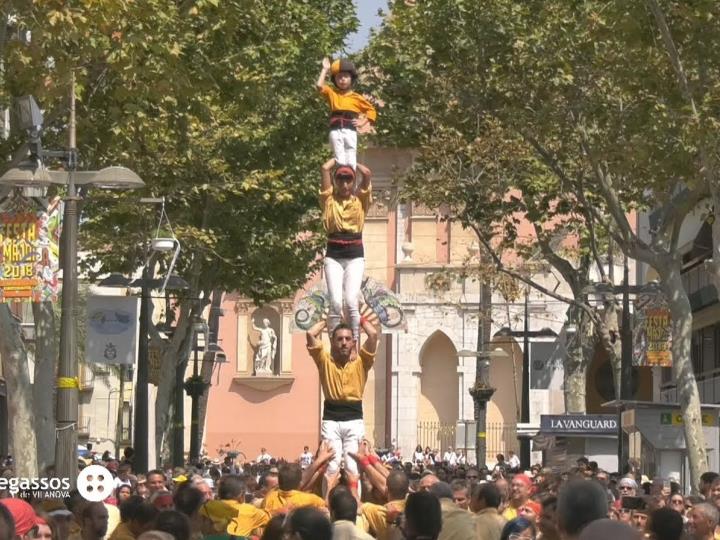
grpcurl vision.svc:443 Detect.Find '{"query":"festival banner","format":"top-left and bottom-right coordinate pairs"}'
top-left (632, 292), bottom-right (672, 367)
top-left (0, 196), bottom-right (62, 303)
top-left (86, 296), bottom-right (139, 365)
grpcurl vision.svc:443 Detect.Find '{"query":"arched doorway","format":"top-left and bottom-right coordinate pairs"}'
top-left (417, 331), bottom-right (458, 452)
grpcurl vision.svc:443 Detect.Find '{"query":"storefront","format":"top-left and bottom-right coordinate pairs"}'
top-left (616, 400), bottom-right (720, 490)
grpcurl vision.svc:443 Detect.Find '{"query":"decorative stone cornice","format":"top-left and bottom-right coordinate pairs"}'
top-left (232, 374), bottom-right (295, 391)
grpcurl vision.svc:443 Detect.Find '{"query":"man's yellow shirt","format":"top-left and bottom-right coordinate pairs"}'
top-left (262, 488), bottom-right (326, 514)
top-left (361, 499), bottom-right (406, 540)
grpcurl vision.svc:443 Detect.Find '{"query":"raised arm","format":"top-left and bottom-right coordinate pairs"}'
top-left (356, 163), bottom-right (372, 192)
top-left (316, 57), bottom-right (331, 90)
top-left (306, 319), bottom-right (326, 349)
top-left (300, 440), bottom-right (335, 492)
top-left (321, 158), bottom-right (336, 193)
top-left (360, 316), bottom-right (379, 354)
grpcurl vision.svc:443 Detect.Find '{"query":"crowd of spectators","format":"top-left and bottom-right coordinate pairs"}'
top-left (0, 444), bottom-right (714, 540)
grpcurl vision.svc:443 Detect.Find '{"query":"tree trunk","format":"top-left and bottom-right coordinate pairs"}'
top-left (597, 300), bottom-right (622, 399)
top-left (563, 304), bottom-right (594, 414)
top-left (0, 305), bottom-right (38, 477)
top-left (32, 301), bottom-right (57, 473)
top-left (196, 289), bottom-right (224, 458)
top-left (154, 308), bottom-right (193, 465)
top-left (661, 262), bottom-right (708, 492)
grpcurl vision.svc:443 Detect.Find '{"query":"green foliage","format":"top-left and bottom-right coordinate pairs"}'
top-left (362, 0), bottom-right (720, 276)
top-left (2, 0), bottom-right (358, 303)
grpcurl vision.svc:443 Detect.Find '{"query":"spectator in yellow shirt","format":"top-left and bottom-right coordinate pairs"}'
top-left (262, 463), bottom-right (326, 514)
top-left (360, 470), bottom-right (409, 540)
top-left (201, 475), bottom-right (270, 537)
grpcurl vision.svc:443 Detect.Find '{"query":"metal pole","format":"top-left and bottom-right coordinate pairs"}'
top-left (471, 282), bottom-right (495, 469)
top-left (189, 343), bottom-right (200, 463)
top-left (618, 256), bottom-right (632, 472)
top-left (173, 358), bottom-right (185, 467)
top-left (520, 289), bottom-right (531, 469)
top-left (133, 267), bottom-right (151, 473)
top-left (55, 73), bottom-right (79, 485)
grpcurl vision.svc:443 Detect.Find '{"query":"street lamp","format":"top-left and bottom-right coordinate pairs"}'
top-left (461, 347), bottom-right (509, 468)
top-left (1, 88), bottom-right (144, 485)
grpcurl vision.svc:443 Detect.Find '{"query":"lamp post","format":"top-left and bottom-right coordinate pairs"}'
top-left (187, 319), bottom-right (207, 464)
top-left (1, 90), bottom-right (144, 484)
top-left (463, 348), bottom-right (508, 468)
top-left (461, 268), bottom-right (509, 469)
top-left (520, 289), bottom-right (531, 469)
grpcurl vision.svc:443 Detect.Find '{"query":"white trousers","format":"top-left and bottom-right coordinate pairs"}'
top-left (329, 128), bottom-right (357, 169)
top-left (324, 256), bottom-right (364, 340)
top-left (321, 418), bottom-right (365, 475)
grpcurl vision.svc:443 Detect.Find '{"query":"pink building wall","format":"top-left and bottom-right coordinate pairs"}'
top-left (204, 296), bottom-right (320, 461)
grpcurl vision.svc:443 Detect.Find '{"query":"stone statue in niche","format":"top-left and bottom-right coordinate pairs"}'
top-left (253, 318), bottom-right (277, 375)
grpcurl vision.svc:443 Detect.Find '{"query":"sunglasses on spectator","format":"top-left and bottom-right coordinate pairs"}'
top-left (619, 485), bottom-right (634, 491)
top-left (509, 534), bottom-right (534, 540)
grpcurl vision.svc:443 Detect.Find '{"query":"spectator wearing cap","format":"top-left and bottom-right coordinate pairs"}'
top-left (618, 478), bottom-right (637, 498)
top-left (503, 474), bottom-right (532, 521)
top-left (0, 498), bottom-right (43, 539)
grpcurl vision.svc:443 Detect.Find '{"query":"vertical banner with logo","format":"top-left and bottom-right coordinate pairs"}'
top-left (0, 196), bottom-right (62, 303)
top-left (86, 296), bottom-right (139, 365)
top-left (632, 292), bottom-right (672, 367)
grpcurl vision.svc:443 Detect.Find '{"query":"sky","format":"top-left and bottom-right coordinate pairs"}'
top-left (347, 0), bottom-right (389, 52)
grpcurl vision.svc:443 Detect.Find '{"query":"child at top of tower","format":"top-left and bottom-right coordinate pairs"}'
top-left (316, 57), bottom-right (377, 171)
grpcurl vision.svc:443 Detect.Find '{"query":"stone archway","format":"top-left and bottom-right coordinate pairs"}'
top-left (417, 331), bottom-right (459, 451)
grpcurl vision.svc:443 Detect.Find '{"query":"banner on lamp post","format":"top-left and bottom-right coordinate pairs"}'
top-left (0, 196), bottom-right (62, 303)
top-left (86, 296), bottom-right (139, 365)
top-left (632, 292), bottom-right (672, 367)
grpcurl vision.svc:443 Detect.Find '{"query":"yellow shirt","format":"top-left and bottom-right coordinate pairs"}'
top-left (201, 499), bottom-right (270, 537)
top-left (320, 187), bottom-right (372, 234)
top-left (319, 85), bottom-right (377, 122)
top-left (308, 342), bottom-right (375, 401)
top-left (262, 488), bottom-right (326, 514)
top-left (501, 505), bottom-right (518, 521)
top-left (361, 499), bottom-right (406, 540)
